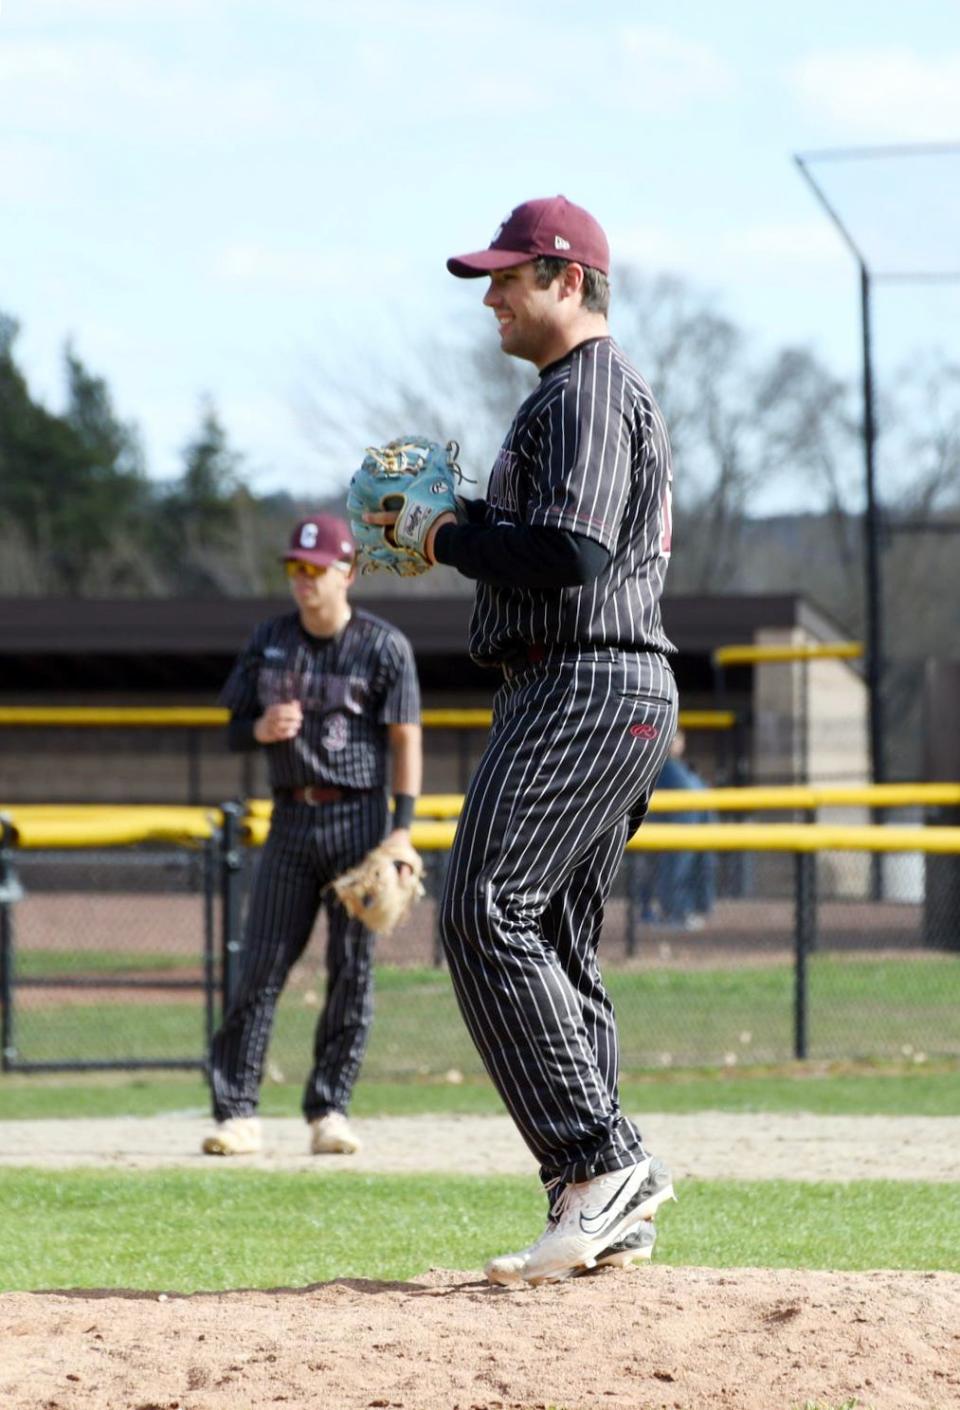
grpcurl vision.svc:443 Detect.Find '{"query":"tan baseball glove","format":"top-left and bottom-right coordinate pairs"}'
top-left (330, 836), bottom-right (425, 935)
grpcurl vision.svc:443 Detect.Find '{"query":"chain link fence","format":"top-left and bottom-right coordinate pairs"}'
top-left (2, 814), bottom-right (958, 1083)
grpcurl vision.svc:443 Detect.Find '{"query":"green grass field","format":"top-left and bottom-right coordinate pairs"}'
top-left (2, 1063), bottom-right (960, 1119)
top-left (4, 953), bottom-right (959, 1300)
top-left (1, 1061), bottom-right (959, 1294)
top-left (1, 1169), bottom-right (957, 1293)
top-left (8, 955), bottom-right (960, 1073)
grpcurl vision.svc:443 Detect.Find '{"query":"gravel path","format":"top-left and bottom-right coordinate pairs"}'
top-left (2, 1111), bottom-right (959, 1180)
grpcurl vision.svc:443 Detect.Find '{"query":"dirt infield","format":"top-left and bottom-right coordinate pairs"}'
top-left (3, 1113), bottom-right (960, 1409)
top-left (3, 1266), bottom-right (958, 1410)
top-left (3, 1110), bottom-right (960, 1180)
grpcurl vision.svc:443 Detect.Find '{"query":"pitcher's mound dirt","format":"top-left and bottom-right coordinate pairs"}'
top-left (3, 1114), bottom-right (959, 1408)
top-left (2, 1265), bottom-right (959, 1410)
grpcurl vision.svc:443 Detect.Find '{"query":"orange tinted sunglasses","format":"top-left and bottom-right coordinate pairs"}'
top-left (284, 560), bottom-right (329, 579)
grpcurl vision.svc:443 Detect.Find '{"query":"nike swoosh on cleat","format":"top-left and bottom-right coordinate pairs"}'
top-left (578, 1171), bottom-right (639, 1236)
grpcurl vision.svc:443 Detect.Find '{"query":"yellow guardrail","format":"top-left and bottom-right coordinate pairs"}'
top-left (0, 705), bottom-right (737, 732)
top-left (234, 813), bottom-right (960, 853)
top-left (0, 805), bottom-right (219, 848)
top-left (5, 782), bottom-right (960, 845)
top-left (3, 802), bottom-right (960, 853)
top-left (712, 641), bottom-right (863, 667)
top-left (241, 783), bottom-right (960, 824)
top-left (647, 783), bottom-right (960, 812)
top-left (0, 707), bottom-right (228, 727)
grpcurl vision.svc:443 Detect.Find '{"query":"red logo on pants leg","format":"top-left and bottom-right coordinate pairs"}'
top-left (630, 723), bottom-right (659, 739)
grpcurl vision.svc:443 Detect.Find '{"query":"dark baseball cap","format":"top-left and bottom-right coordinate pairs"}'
top-left (446, 195), bottom-right (610, 279)
top-left (282, 514), bottom-right (355, 567)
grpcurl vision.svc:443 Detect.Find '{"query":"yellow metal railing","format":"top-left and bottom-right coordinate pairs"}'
top-left (3, 800), bottom-right (960, 852)
top-left (712, 641), bottom-right (863, 667)
top-left (0, 705), bottom-right (738, 733)
top-left (0, 707), bottom-right (228, 727)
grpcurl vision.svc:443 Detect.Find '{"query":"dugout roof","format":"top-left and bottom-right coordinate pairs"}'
top-left (0, 594), bottom-right (853, 698)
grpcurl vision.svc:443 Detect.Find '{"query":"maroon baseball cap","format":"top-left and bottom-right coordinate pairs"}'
top-left (282, 514), bottom-right (355, 567)
top-left (447, 195), bottom-right (610, 279)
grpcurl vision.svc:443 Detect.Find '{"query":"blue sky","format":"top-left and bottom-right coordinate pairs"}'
top-left (3, 0), bottom-right (960, 508)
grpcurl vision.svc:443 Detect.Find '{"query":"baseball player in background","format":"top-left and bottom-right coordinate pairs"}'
top-left (367, 195), bottom-right (679, 1283)
top-left (202, 513), bottom-right (422, 1158)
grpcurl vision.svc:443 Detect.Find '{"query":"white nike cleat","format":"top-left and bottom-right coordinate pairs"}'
top-left (485, 1156), bottom-right (674, 1287)
top-left (593, 1217), bottom-right (658, 1268)
top-left (484, 1219), bottom-right (558, 1286)
top-left (201, 1116), bottom-right (262, 1156)
top-left (309, 1111), bottom-right (360, 1155)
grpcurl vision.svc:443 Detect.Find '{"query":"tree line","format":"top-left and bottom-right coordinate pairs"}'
top-left (3, 275), bottom-right (958, 720)
top-left (0, 313), bottom-right (302, 597)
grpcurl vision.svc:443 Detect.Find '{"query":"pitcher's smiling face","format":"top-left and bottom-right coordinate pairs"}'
top-left (482, 262), bottom-right (570, 368)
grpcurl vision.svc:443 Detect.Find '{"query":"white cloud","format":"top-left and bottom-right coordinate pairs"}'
top-left (215, 243), bottom-right (408, 289)
top-left (612, 26), bottom-right (734, 108)
top-left (0, 38), bottom-right (293, 141)
top-left (0, 135), bottom-right (79, 207)
top-left (613, 219), bottom-right (842, 281)
top-left (793, 49), bottom-right (960, 139)
top-left (10, 0), bottom-right (214, 17)
top-left (723, 221), bottom-right (847, 264)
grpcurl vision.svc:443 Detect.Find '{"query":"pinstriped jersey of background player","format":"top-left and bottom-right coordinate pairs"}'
top-left (202, 513), bottom-right (422, 1159)
top-left (366, 195), bottom-right (679, 1284)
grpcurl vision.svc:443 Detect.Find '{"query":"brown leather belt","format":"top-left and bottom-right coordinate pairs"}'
top-left (275, 785), bottom-right (351, 805)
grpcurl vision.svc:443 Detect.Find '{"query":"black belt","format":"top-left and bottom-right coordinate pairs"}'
top-left (499, 643), bottom-right (548, 677)
top-left (274, 786), bottom-right (366, 805)
top-left (498, 643), bottom-right (648, 679)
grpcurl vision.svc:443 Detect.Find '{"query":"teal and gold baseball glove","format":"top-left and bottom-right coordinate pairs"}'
top-left (346, 436), bottom-right (463, 576)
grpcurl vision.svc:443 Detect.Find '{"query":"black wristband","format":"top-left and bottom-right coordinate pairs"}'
top-left (392, 793), bottom-right (416, 830)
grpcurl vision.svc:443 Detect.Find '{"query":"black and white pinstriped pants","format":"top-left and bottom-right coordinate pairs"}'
top-left (439, 650), bottom-right (678, 1188)
top-left (209, 793), bottom-right (387, 1123)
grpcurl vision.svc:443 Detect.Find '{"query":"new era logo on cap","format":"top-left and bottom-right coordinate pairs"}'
top-left (447, 195), bottom-right (610, 279)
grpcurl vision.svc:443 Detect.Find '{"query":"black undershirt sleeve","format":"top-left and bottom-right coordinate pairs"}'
top-left (433, 521), bottom-right (610, 589)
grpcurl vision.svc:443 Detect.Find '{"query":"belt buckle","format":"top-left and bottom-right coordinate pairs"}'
top-left (303, 785), bottom-right (322, 805)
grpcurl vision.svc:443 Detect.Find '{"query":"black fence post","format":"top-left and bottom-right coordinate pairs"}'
top-left (793, 850), bottom-right (818, 1060)
top-left (429, 850), bottom-right (447, 969)
top-left (802, 809), bottom-right (818, 952)
top-left (625, 852), bottom-right (640, 958)
top-left (924, 805), bottom-right (960, 952)
top-left (0, 817), bottom-right (23, 1073)
top-left (202, 834), bottom-right (218, 1061)
top-left (219, 802), bottom-right (245, 1007)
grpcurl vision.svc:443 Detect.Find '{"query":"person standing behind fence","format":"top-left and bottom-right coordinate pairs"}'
top-left (202, 513), bottom-right (422, 1158)
top-left (653, 728), bottom-right (717, 931)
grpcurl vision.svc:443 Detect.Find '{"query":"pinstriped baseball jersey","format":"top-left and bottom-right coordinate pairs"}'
top-left (219, 608), bottom-right (420, 790)
top-left (209, 600), bottom-right (420, 1128)
top-left (469, 336), bottom-right (675, 665)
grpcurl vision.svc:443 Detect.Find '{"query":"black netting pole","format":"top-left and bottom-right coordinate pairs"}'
top-left (793, 850), bottom-right (818, 1060)
top-left (202, 834), bottom-right (218, 1061)
top-left (0, 818), bottom-right (18, 1072)
top-left (219, 803), bottom-right (245, 1007)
